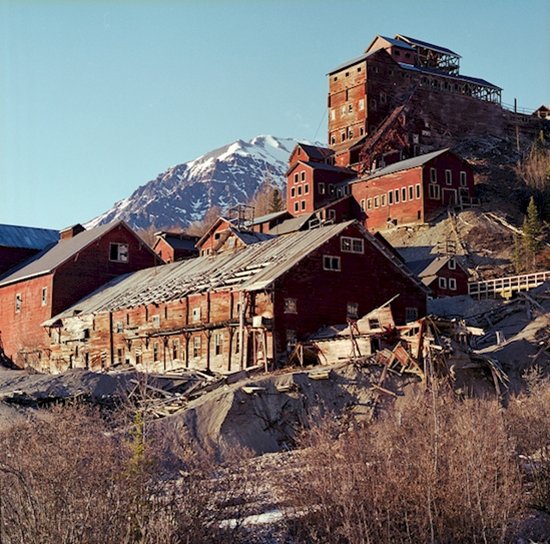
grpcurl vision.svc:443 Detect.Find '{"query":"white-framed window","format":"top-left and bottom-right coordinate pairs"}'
top-left (192, 307), bottom-right (201, 322)
top-left (301, 171), bottom-right (306, 182)
top-left (294, 202), bottom-right (299, 212)
top-left (460, 171), bottom-right (467, 186)
top-left (284, 298), bottom-right (298, 314)
top-left (430, 168), bottom-right (437, 183)
top-left (416, 184), bottom-right (421, 198)
top-left (193, 336), bottom-right (201, 358)
top-left (109, 242), bottom-right (129, 263)
top-left (304, 184), bottom-right (309, 194)
top-left (445, 169), bottom-right (452, 185)
top-left (405, 307), bottom-right (418, 322)
top-left (172, 339), bottom-right (180, 360)
top-left (374, 196), bottom-right (379, 208)
top-left (116, 321), bottom-right (123, 333)
top-left (41, 287), bottom-right (47, 307)
top-left (323, 255), bottom-right (341, 271)
top-left (381, 194), bottom-right (387, 206)
top-left (448, 258), bottom-right (456, 270)
top-left (294, 173), bottom-right (299, 183)
top-left (401, 187), bottom-right (407, 202)
top-left (328, 209), bottom-right (336, 220)
top-left (429, 185), bottom-right (441, 199)
top-left (15, 293), bottom-right (22, 313)
top-left (301, 200), bottom-right (306, 210)
top-left (341, 236), bottom-right (364, 254)
top-left (214, 333), bottom-right (223, 356)
top-left (291, 187), bottom-right (295, 197)
top-left (367, 198), bottom-right (373, 210)
top-left (152, 315), bottom-right (160, 328)
top-left (297, 185), bottom-right (302, 196)
top-left (358, 98), bottom-right (365, 111)
top-left (409, 186), bottom-right (414, 200)
top-left (449, 278), bottom-right (457, 290)
top-left (394, 189), bottom-right (400, 203)
top-left (438, 277), bottom-right (447, 289)
top-left (347, 302), bottom-right (359, 319)
top-left (319, 182), bottom-right (326, 195)
top-left (360, 199), bottom-right (365, 211)
top-left (388, 191), bottom-right (393, 205)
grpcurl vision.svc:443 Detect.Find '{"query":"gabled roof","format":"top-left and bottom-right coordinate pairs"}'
top-left (231, 229), bottom-right (274, 245)
top-left (406, 255), bottom-right (467, 286)
top-left (296, 143), bottom-right (334, 161)
top-left (328, 49), bottom-right (382, 75)
top-left (366, 35), bottom-right (415, 53)
top-left (395, 35), bottom-right (460, 57)
top-left (195, 217), bottom-right (233, 248)
top-left (398, 62), bottom-right (501, 90)
top-left (153, 232), bottom-right (198, 252)
top-left (0, 221), bottom-right (144, 287)
top-left (287, 160), bottom-right (356, 177)
top-left (268, 213), bottom-right (315, 235)
top-left (0, 224), bottom-right (59, 250)
top-left (248, 210), bottom-right (289, 227)
top-left (354, 148), bottom-right (450, 183)
top-left (44, 222), bottom-right (357, 322)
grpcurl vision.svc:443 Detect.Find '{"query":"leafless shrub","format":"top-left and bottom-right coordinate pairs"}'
top-left (0, 404), bottom-right (254, 544)
top-left (281, 388), bottom-right (521, 544)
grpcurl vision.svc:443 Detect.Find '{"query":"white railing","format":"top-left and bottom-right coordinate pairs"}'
top-left (469, 271), bottom-right (550, 298)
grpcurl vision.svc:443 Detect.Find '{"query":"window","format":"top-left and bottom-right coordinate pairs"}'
top-left (301, 200), bottom-right (306, 210)
top-left (318, 182), bottom-right (326, 195)
top-left (286, 330), bottom-right (297, 347)
top-left (460, 171), bottom-right (467, 186)
top-left (173, 339), bottom-right (179, 360)
top-left (405, 307), bottom-right (418, 322)
top-left (331, 136), bottom-right (336, 144)
top-left (360, 199), bottom-right (365, 211)
top-left (428, 185), bottom-right (441, 199)
top-left (153, 342), bottom-right (159, 362)
top-left (381, 194), bottom-right (386, 207)
top-left (370, 98), bottom-right (377, 110)
top-left (109, 243), bottom-right (129, 263)
top-left (448, 258), bottom-right (456, 270)
top-left (301, 171), bottom-right (306, 181)
top-left (15, 293), bottom-right (22, 313)
top-left (341, 132), bottom-right (346, 142)
top-left (291, 187), bottom-right (295, 197)
top-left (192, 307), bottom-right (201, 322)
top-left (358, 98), bottom-right (365, 111)
top-left (297, 185), bottom-right (302, 196)
top-left (430, 168), bottom-right (437, 183)
top-left (367, 198), bottom-right (373, 210)
top-left (214, 333), bottom-right (223, 356)
top-left (117, 348), bottom-right (124, 365)
top-left (323, 255), bottom-right (341, 271)
top-left (438, 277), bottom-right (447, 289)
top-left (416, 184), bottom-right (421, 198)
top-left (388, 191), bottom-right (393, 205)
top-left (445, 170), bottom-right (452, 185)
top-left (284, 298), bottom-right (298, 314)
top-left (347, 302), bottom-right (359, 319)
top-left (449, 278), bottom-right (457, 290)
top-left (294, 202), bottom-right (299, 212)
top-left (394, 189), bottom-right (400, 203)
top-left (294, 173), bottom-right (299, 183)
top-left (380, 92), bottom-right (387, 104)
top-left (41, 287), bottom-right (47, 307)
top-left (193, 336), bottom-right (201, 358)
top-left (330, 109), bottom-right (335, 120)
top-left (135, 347), bottom-right (142, 366)
top-left (152, 315), bottom-right (160, 328)
top-left (234, 333), bottom-right (240, 354)
top-left (401, 187), bottom-right (407, 202)
top-left (341, 236), bottom-right (364, 254)
top-left (374, 196), bottom-right (379, 208)
top-left (409, 186), bottom-right (414, 200)
top-left (304, 184), bottom-right (309, 194)
top-left (116, 321), bottom-right (123, 333)
top-left (328, 209), bottom-right (336, 220)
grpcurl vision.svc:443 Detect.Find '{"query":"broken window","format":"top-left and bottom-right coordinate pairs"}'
top-left (368, 318), bottom-right (380, 329)
top-left (115, 321), bottom-right (123, 333)
top-left (214, 333), bottom-right (223, 356)
top-left (284, 298), bottom-right (298, 314)
top-left (347, 302), bottom-right (359, 319)
top-left (153, 342), bottom-right (159, 362)
top-left (135, 347), bottom-right (142, 366)
top-left (438, 277), bottom-right (447, 289)
top-left (358, 98), bottom-right (365, 111)
top-left (323, 255), bottom-right (341, 271)
top-left (117, 348), bottom-right (123, 365)
top-left (192, 307), bottom-right (201, 322)
top-left (193, 336), bottom-right (201, 358)
top-left (234, 333), bottom-right (240, 354)
top-left (152, 315), bottom-right (160, 328)
top-left (429, 185), bottom-right (441, 199)
top-left (318, 182), bottom-right (325, 195)
top-left (15, 293), bottom-right (22, 313)
top-left (41, 287), bottom-right (47, 307)
top-left (328, 209), bottom-right (336, 220)
top-left (173, 339), bottom-right (179, 360)
top-left (340, 236), bottom-right (364, 254)
top-left (405, 307), bottom-right (418, 322)
top-left (109, 243), bottom-right (129, 263)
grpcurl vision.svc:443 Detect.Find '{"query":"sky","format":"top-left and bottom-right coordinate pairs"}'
top-left (1, 0), bottom-right (549, 229)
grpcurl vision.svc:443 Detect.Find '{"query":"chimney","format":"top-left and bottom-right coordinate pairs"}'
top-left (59, 224), bottom-right (86, 240)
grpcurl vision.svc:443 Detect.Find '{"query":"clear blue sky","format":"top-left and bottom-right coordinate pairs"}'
top-left (2, 0), bottom-right (549, 229)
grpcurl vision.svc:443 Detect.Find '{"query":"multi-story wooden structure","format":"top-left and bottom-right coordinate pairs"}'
top-left (406, 255), bottom-right (469, 297)
top-left (0, 221), bottom-right (160, 366)
top-left (152, 231), bottom-right (199, 262)
top-left (43, 221), bottom-right (427, 374)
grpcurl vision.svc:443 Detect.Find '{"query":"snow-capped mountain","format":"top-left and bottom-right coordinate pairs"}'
top-left (87, 135), bottom-right (306, 231)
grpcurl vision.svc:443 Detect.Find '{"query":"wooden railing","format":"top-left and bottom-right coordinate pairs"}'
top-left (468, 271), bottom-right (550, 298)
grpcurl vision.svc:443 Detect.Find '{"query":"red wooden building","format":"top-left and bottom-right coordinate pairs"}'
top-left (43, 221), bottom-right (428, 374)
top-left (0, 224), bottom-right (59, 276)
top-left (406, 255), bottom-right (469, 297)
top-left (0, 221), bottom-right (160, 367)
top-left (152, 231), bottom-right (199, 262)
top-left (350, 148), bottom-right (475, 231)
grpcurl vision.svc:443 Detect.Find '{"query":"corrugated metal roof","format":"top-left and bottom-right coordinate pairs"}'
top-left (399, 62), bottom-right (501, 90)
top-left (353, 149), bottom-right (449, 183)
top-left (44, 222), bottom-right (357, 323)
top-left (378, 35), bottom-right (415, 50)
top-left (248, 210), bottom-right (288, 226)
top-left (396, 35), bottom-right (460, 57)
top-left (297, 143), bottom-right (334, 160)
top-left (0, 224), bottom-right (59, 250)
top-left (328, 50), bottom-right (378, 75)
top-left (231, 229), bottom-right (274, 245)
top-left (268, 214), bottom-right (314, 235)
top-left (0, 222), bottom-right (125, 287)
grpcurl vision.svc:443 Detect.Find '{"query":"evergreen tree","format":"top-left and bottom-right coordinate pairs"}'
top-left (512, 235), bottom-right (525, 274)
top-left (522, 196), bottom-right (542, 268)
top-left (269, 187), bottom-right (284, 213)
